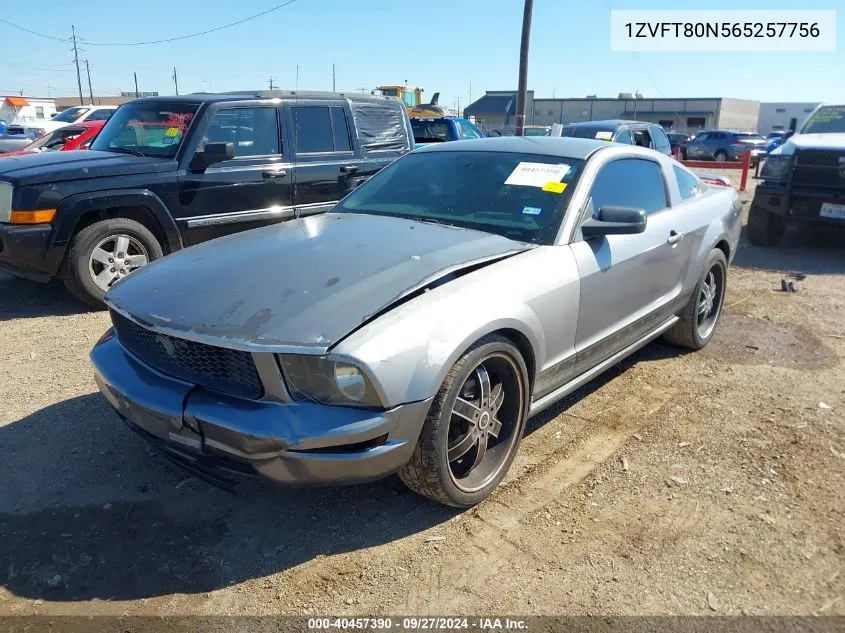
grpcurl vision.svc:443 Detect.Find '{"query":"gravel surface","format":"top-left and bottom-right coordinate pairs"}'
top-left (1, 175), bottom-right (843, 619)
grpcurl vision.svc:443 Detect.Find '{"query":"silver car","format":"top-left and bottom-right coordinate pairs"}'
top-left (91, 137), bottom-right (741, 507)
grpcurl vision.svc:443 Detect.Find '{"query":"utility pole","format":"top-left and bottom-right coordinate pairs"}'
top-left (332, 62), bottom-right (336, 92)
top-left (134, 72), bottom-right (139, 98)
top-left (173, 67), bottom-right (179, 95)
top-left (71, 25), bottom-right (83, 105)
top-left (84, 59), bottom-right (94, 102)
top-left (295, 65), bottom-right (299, 92)
top-left (268, 77), bottom-right (276, 90)
top-left (515, 0), bottom-right (533, 135)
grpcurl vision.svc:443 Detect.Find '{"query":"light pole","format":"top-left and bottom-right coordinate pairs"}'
top-left (515, 0), bottom-right (534, 136)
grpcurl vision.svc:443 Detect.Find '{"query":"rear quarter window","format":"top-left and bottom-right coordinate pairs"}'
top-left (349, 101), bottom-right (410, 152)
top-left (673, 165), bottom-right (701, 200)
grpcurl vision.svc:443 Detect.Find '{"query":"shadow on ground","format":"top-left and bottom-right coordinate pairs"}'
top-left (0, 273), bottom-right (92, 321)
top-left (733, 226), bottom-right (845, 276)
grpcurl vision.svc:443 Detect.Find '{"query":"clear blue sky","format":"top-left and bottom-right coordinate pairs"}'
top-left (0, 0), bottom-right (841, 109)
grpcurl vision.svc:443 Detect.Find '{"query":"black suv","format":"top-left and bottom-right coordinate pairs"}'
top-left (0, 91), bottom-right (414, 306)
top-left (559, 119), bottom-right (672, 155)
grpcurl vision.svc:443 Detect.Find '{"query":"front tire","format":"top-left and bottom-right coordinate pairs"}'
top-left (61, 218), bottom-right (163, 308)
top-left (399, 335), bottom-right (530, 507)
top-left (714, 149), bottom-right (728, 162)
top-left (747, 203), bottom-right (785, 247)
top-left (664, 249), bottom-right (727, 350)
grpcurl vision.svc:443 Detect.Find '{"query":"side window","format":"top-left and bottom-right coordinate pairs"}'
top-left (673, 165), bottom-right (701, 200)
top-left (588, 158), bottom-right (668, 217)
top-left (203, 107), bottom-right (279, 157)
top-left (293, 107), bottom-right (334, 153)
top-left (460, 122), bottom-right (483, 140)
top-left (88, 109), bottom-right (114, 121)
top-left (293, 106), bottom-right (352, 153)
top-left (693, 132), bottom-right (709, 142)
top-left (614, 127), bottom-right (633, 145)
top-left (650, 125), bottom-right (671, 152)
top-left (330, 107), bottom-right (352, 152)
top-left (632, 127), bottom-right (653, 148)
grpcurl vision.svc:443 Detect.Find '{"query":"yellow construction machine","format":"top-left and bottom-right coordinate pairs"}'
top-left (376, 84), bottom-right (445, 118)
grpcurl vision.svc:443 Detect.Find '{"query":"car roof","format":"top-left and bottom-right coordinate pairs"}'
top-left (415, 136), bottom-right (610, 160)
top-left (131, 90), bottom-right (401, 106)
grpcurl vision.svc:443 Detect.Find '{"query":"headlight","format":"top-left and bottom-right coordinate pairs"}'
top-left (278, 355), bottom-right (382, 408)
top-left (0, 181), bottom-right (12, 223)
top-left (760, 154), bottom-right (794, 181)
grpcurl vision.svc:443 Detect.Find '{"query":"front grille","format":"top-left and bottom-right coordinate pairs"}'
top-left (792, 149), bottom-right (845, 189)
top-left (111, 311), bottom-right (263, 400)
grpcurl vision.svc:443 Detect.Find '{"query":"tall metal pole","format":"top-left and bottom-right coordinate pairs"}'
top-left (84, 59), bottom-right (94, 102)
top-left (332, 62), bottom-right (336, 92)
top-left (173, 67), bottom-right (179, 95)
top-left (515, 0), bottom-right (533, 136)
top-left (134, 72), bottom-right (139, 98)
top-left (71, 25), bottom-right (83, 105)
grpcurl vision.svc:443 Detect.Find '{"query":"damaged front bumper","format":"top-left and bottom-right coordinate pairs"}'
top-left (91, 334), bottom-right (432, 488)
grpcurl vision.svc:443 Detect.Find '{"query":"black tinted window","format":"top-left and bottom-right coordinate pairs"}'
top-left (590, 159), bottom-right (668, 215)
top-left (204, 107), bottom-right (279, 157)
top-left (330, 107), bottom-right (352, 151)
top-left (293, 107), bottom-right (334, 153)
top-left (673, 165), bottom-right (701, 200)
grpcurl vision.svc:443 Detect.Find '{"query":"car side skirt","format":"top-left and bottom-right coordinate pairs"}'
top-left (528, 315), bottom-right (679, 417)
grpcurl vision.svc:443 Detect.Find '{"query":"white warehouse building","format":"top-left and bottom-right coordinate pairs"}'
top-left (0, 95), bottom-right (58, 126)
top-left (757, 102), bottom-right (821, 134)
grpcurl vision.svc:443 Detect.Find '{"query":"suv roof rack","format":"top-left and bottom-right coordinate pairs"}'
top-left (214, 90), bottom-right (395, 102)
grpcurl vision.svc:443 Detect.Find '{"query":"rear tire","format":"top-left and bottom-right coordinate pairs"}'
top-left (61, 218), bottom-right (162, 309)
top-left (399, 335), bottom-right (530, 507)
top-left (714, 150), bottom-right (728, 162)
top-left (664, 249), bottom-right (727, 350)
top-left (747, 203), bottom-right (785, 247)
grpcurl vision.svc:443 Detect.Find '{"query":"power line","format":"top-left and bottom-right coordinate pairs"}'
top-left (83, 0), bottom-right (299, 46)
top-left (0, 18), bottom-right (69, 41)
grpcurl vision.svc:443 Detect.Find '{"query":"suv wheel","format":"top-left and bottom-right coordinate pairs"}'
top-left (61, 218), bottom-right (163, 308)
top-left (747, 203), bottom-right (785, 247)
top-left (714, 150), bottom-right (728, 162)
top-left (399, 335), bottom-right (529, 507)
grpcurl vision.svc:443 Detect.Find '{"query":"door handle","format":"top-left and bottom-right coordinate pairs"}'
top-left (263, 169), bottom-right (286, 178)
top-left (667, 230), bottom-right (684, 245)
top-left (340, 165), bottom-right (359, 174)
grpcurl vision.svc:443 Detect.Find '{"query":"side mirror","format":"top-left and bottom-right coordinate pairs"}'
top-left (190, 142), bottom-right (234, 171)
top-left (582, 206), bottom-right (647, 236)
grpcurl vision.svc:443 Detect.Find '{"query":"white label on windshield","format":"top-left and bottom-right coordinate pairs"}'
top-left (505, 162), bottom-right (571, 188)
top-left (595, 131), bottom-right (613, 141)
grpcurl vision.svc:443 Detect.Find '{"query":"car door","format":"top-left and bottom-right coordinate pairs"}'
top-left (177, 103), bottom-right (293, 245)
top-left (569, 156), bottom-right (694, 374)
top-left (289, 102), bottom-right (362, 217)
top-left (685, 132), bottom-right (709, 159)
top-left (613, 126), bottom-right (635, 146)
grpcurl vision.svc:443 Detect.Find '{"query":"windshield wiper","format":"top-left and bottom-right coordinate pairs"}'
top-left (106, 146), bottom-right (147, 158)
top-left (405, 215), bottom-right (450, 226)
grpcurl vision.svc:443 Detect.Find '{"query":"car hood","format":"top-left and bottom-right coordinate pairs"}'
top-left (0, 150), bottom-right (177, 186)
top-left (106, 213), bottom-right (534, 352)
top-left (787, 133), bottom-right (845, 151)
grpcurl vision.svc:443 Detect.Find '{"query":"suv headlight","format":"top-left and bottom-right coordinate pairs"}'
top-left (760, 154), bottom-right (794, 181)
top-left (0, 182), bottom-right (12, 223)
top-left (278, 355), bottom-right (382, 408)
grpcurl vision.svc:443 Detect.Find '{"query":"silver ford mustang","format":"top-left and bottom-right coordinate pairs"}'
top-left (91, 137), bottom-right (741, 507)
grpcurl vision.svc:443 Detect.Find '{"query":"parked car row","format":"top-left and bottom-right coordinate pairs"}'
top-left (1, 90), bottom-right (742, 507)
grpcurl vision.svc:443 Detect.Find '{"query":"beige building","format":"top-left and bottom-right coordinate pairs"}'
top-left (54, 93), bottom-right (159, 111)
top-left (466, 92), bottom-right (760, 135)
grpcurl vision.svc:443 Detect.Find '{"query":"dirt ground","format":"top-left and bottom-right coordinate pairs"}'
top-left (0, 173), bottom-right (843, 620)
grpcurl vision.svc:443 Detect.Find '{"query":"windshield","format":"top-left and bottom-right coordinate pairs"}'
top-left (90, 102), bottom-right (198, 158)
top-left (52, 107), bottom-right (90, 123)
top-left (25, 126), bottom-right (87, 151)
top-left (801, 106), bottom-right (845, 134)
top-left (411, 120), bottom-right (451, 142)
top-left (524, 128), bottom-right (548, 136)
top-left (336, 150), bottom-right (584, 244)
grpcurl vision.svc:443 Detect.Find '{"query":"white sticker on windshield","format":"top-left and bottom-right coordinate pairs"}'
top-left (595, 131), bottom-right (613, 141)
top-left (505, 162), bottom-right (571, 188)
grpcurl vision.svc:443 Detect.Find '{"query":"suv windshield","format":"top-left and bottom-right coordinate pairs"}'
top-left (91, 102), bottom-right (199, 158)
top-left (337, 150), bottom-right (584, 244)
top-left (52, 107), bottom-right (89, 123)
top-left (801, 106), bottom-right (845, 134)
